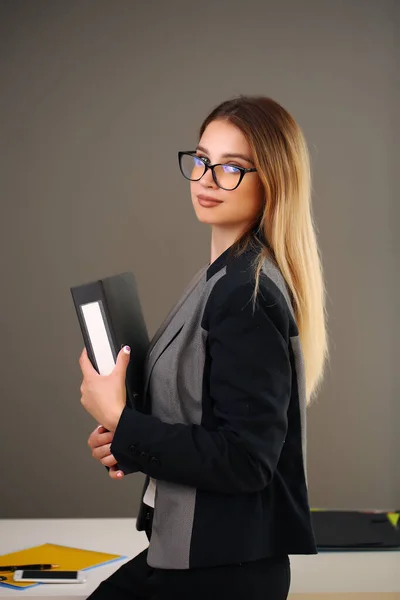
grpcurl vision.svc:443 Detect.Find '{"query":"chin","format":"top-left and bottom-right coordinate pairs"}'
top-left (195, 213), bottom-right (217, 224)
top-left (192, 201), bottom-right (222, 223)
top-left (193, 208), bottom-right (222, 225)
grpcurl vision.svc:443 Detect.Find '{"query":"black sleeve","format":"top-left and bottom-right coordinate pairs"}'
top-left (110, 280), bottom-right (292, 494)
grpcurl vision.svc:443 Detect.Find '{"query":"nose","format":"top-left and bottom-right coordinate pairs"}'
top-left (200, 166), bottom-right (218, 189)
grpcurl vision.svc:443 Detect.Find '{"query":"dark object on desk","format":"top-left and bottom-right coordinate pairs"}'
top-left (0, 563), bottom-right (59, 572)
top-left (311, 510), bottom-right (400, 551)
top-left (71, 271), bottom-right (149, 411)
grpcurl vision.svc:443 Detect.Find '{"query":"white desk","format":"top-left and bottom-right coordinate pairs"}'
top-left (0, 519), bottom-right (399, 599)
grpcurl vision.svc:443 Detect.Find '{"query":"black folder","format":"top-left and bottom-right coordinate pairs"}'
top-left (70, 271), bottom-right (149, 412)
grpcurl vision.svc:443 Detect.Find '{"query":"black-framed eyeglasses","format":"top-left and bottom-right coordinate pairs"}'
top-left (178, 151), bottom-right (257, 191)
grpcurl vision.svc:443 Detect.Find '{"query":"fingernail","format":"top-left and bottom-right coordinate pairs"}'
top-left (117, 471), bottom-right (123, 477)
top-left (123, 346), bottom-right (131, 354)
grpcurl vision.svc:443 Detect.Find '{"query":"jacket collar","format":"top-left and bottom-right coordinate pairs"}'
top-left (206, 230), bottom-right (265, 281)
top-left (206, 244), bottom-right (236, 281)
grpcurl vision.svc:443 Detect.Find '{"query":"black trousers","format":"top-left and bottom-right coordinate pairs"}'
top-left (87, 511), bottom-right (291, 600)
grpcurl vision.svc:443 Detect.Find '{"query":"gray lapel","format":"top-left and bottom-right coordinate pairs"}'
top-left (142, 264), bottom-right (207, 400)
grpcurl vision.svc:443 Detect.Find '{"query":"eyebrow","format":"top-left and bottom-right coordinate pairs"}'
top-left (195, 145), bottom-right (255, 166)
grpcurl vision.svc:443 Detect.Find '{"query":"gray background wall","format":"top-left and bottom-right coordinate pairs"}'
top-left (0, 0), bottom-right (397, 518)
top-left (394, 0), bottom-right (399, 507)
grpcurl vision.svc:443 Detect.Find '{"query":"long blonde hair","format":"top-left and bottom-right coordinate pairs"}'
top-left (199, 95), bottom-right (329, 405)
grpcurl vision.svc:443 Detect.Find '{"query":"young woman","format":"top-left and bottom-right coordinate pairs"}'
top-left (79, 95), bottom-right (329, 600)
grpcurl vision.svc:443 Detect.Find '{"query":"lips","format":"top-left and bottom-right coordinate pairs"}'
top-left (197, 194), bottom-right (222, 204)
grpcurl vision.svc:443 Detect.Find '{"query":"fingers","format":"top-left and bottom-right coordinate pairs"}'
top-left (101, 453), bottom-right (118, 467)
top-left (109, 465), bottom-right (125, 480)
top-left (89, 425), bottom-right (110, 440)
top-left (91, 443), bottom-right (118, 466)
top-left (88, 426), bottom-right (114, 450)
top-left (87, 425), bottom-right (122, 475)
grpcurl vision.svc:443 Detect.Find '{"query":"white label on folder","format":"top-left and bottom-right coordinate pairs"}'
top-left (81, 301), bottom-right (116, 376)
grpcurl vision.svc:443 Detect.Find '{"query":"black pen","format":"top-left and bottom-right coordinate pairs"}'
top-left (0, 564), bottom-right (59, 572)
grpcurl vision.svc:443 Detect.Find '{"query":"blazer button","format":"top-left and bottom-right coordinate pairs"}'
top-left (150, 456), bottom-right (159, 466)
top-left (140, 451), bottom-right (149, 459)
top-left (129, 444), bottom-right (139, 455)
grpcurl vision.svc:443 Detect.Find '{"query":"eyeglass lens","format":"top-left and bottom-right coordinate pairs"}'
top-left (180, 154), bottom-right (241, 190)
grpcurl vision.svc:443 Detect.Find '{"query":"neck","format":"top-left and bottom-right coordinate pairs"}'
top-left (210, 225), bottom-right (245, 264)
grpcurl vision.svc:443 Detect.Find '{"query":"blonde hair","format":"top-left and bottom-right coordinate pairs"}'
top-left (199, 95), bottom-right (329, 405)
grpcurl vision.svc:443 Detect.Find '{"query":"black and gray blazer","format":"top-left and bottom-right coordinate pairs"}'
top-left (110, 241), bottom-right (318, 570)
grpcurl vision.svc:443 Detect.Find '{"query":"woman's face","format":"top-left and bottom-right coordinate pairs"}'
top-left (190, 119), bottom-right (264, 229)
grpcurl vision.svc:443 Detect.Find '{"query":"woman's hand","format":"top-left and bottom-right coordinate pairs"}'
top-left (79, 346), bottom-right (131, 432)
top-left (88, 425), bottom-right (125, 480)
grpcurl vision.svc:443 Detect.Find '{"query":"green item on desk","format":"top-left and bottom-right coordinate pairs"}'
top-left (387, 513), bottom-right (400, 528)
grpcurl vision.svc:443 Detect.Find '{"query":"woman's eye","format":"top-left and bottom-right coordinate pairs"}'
top-left (222, 164), bottom-right (240, 173)
top-left (194, 155), bottom-right (209, 165)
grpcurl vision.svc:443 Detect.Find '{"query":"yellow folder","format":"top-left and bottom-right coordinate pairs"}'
top-left (0, 542), bottom-right (126, 589)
